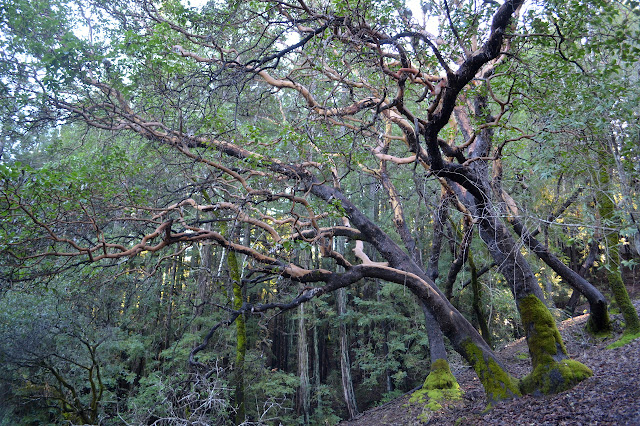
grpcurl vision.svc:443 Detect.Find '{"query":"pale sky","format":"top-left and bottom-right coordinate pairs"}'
top-left (181, 0), bottom-right (439, 34)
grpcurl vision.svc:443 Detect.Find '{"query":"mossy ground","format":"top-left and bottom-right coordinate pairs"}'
top-left (606, 331), bottom-right (640, 349)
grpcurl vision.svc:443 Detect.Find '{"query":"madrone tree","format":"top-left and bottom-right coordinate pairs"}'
top-left (2, 0), bottom-right (623, 414)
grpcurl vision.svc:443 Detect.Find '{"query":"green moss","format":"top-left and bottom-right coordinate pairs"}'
top-left (606, 331), bottom-right (640, 349)
top-left (461, 340), bottom-right (520, 403)
top-left (517, 295), bottom-right (592, 395)
top-left (422, 359), bottom-right (459, 390)
top-left (520, 359), bottom-right (593, 395)
top-left (409, 389), bottom-right (444, 412)
top-left (408, 359), bottom-right (462, 412)
top-left (609, 271), bottom-right (640, 334)
top-left (518, 294), bottom-right (567, 366)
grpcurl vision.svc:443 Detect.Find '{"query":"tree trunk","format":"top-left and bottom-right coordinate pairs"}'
top-left (163, 257), bottom-right (180, 351)
top-left (468, 254), bottom-right (492, 347)
top-left (296, 302), bottom-right (310, 422)
top-left (509, 216), bottom-right (610, 334)
top-left (420, 302), bottom-right (447, 362)
top-left (566, 239), bottom-right (600, 314)
top-left (473, 188), bottom-right (593, 395)
top-left (312, 304), bottom-right (322, 412)
top-left (228, 251), bottom-right (246, 424)
top-left (337, 287), bottom-right (358, 419)
top-left (595, 148), bottom-right (640, 336)
top-left (193, 224), bottom-right (212, 331)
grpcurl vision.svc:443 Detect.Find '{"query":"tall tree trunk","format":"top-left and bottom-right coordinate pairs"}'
top-left (193, 224), bottom-right (212, 331)
top-left (468, 253), bottom-right (492, 347)
top-left (566, 239), bottom-right (600, 314)
top-left (337, 287), bottom-right (358, 419)
top-left (163, 258), bottom-right (178, 351)
top-left (296, 301), bottom-right (310, 422)
top-left (228, 251), bottom-right (246, 424)
top-left (312, 304), bottom-right (322, 412)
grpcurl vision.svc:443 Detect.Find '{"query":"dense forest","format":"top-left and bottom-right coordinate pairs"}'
top-left (1, 0), bottom-right (639, 424)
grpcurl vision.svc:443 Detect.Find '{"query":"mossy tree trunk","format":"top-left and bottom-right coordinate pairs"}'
top-left (509, 215), bottom-right (611, 334)
top-left (472, 206), bottom-right (594, 395)
top-left (415, 305), bottom-right (464, 412)
top-left (450, 96), bottom-right (593, 396)
top-left (517, 295), bottom-right (593, 394)
top-left (409, 358), bottom-right (463, 413)
top-left (595, 148), bottom-right (640, 335)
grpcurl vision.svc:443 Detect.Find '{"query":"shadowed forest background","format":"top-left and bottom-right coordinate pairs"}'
top-left (0, 0), bottom-right (639, 424)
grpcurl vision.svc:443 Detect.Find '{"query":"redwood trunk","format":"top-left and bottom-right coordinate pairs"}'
top-left (337, 288), bottom-right (358, 419)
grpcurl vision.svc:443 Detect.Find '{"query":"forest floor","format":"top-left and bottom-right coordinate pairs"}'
top-left (340, 301), bottom-right (640, 425)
